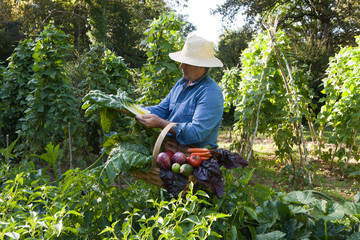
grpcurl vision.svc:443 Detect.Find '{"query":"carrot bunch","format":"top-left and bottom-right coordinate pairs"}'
top-left (187, 148), bottom-right (212, 160)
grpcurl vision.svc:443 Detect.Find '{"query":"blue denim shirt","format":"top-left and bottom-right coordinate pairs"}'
top-left (146, 72), bottom-right (224, 148)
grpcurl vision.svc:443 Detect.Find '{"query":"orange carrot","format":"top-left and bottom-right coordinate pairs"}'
top-left (191, 152), bottom-right (211, 157)
top-left (187, 148), bottom-right (210, 153)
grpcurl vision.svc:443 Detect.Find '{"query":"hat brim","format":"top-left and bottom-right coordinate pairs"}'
top-left (169, 51), bottom-right (223, 68)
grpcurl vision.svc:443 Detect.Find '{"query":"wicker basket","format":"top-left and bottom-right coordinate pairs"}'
top-left (132, 122), bottom-right (197, 189)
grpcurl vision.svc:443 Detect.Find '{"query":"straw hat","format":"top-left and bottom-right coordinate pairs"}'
top-left (169, 35), bottom-right (223, 68)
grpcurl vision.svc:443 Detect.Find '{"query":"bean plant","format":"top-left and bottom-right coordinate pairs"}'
top-left (220, 29), bottom-right (315, 178)
top-left (317, 36), bottom-right (360, 169)
top-left (19, 23), bottom-right (83, 158)
top-left (0, 39), bottom-right (35, 148)
top-left (138, 12), bottom-right (184, 106)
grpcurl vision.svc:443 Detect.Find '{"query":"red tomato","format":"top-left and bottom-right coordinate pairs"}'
top-left (188, 153), bottom-right (202, 167)
top-left (165, 150), bottom-right (175, 159)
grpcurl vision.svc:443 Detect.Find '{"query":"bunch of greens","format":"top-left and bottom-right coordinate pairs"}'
top-left (82, 89), bottom-right (159, 185)
top-left (82, 89), bottom-right (134, 133)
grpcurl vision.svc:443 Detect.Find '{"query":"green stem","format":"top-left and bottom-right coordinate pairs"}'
top-left (325, 220), bottom-right (328, 240)
top-left (85, 151), bottom-right (106, 170)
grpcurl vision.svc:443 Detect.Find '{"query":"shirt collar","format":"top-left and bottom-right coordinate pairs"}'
top-left (181, 70), bottom-right (209, 86)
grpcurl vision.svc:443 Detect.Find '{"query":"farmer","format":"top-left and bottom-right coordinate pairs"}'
top-left (136, 35), bottom-right (224, 149)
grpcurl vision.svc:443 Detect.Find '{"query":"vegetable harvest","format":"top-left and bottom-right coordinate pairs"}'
top-left (159, 148), bottom-right (249, 197)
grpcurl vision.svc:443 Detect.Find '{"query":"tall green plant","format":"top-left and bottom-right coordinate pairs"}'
top-left (80, 43), bottom-right (134, 154)
top-left (138, 11), bottom-right (184, 105)
top-left (20, 23), bottom-right (82, 156)
top-left (82, 42), bottom-right (133, 95)
top-left (221, 29), bottom-right (315, 172)
top-left (0, 39), bottom-right (35, 147)
top-left (317, 36), bottom-right (360, 169)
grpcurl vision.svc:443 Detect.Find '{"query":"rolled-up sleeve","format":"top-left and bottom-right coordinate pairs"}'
top-left (174, 88), bottom-right (224, 147)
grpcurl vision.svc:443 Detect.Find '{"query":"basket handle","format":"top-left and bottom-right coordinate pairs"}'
top-left (152, 122), bottom-right (178, 167)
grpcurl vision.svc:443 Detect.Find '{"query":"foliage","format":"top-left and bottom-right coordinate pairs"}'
top-left (85, 0), bottom-right (107, 44)
top-left (19, 23), bottom-right (84, 157)
top-left (214, 0), bottom-right (360, 55)
top-left (0, 0), bottom-right (176, 68)
top-left (138, 12), bottom-right (184, 105)
top-left (79, 43), bottom-right (134, 153)
top-left (0, 39), bottom-right (35, 147)
top-left (82, 88), bottom-right (159, 185)
top-left (31, 142), bottom-right (62, 183)
top-left (1, 153), bottom-right (360, 239)
top-left (317, 36), bottom-right (360, 168)
top-left (220, 29), bottom-right (315, 167)
top-left (216, 27), bottom-right (254, 69)
top-left (81, 43), bottom-right (133, 95)
top-left (214, 0), bottom-right (360, 111)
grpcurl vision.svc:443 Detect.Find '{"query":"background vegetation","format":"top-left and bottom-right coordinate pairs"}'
top-left (1, 0), bottom-right (360, 239)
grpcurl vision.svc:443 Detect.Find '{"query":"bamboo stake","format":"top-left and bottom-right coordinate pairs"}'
top-left (279, 49), bottom-right (312, 185)
top-left (345, 130), bottom-right (357, 169)
top-left (329, 144), bottom-right (338, 169)
top-left (68, 122), bottom-right (73, 169)
top-left (246, 53), bottom-right (272, 162)
top-left (264, 21), bottom-right (312, 185)
top-left (6, 134), bottom-right (9, 163)
top-left (317, 127), bottom-right (324, 162)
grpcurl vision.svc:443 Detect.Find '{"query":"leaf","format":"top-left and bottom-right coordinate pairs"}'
top-left (54, 219), bottom-right (63, 237)
top-left (342, 202), bottom-right (360, 218)
top-left (5, 232), bottom-right (20, 240)
top-left (244, 206), bottom-right (258, 220)
top-left (95, 142), bottom-right (152, 185)
top-left (67, 210), bottom-right (83, 217)
top-left (99, 108), bottom-right (115, 133)
top-left (284, 191), bottom-right (317, 205)
top-left (256, 230), bottom-right (286, 240)
top-left (311, 200), bottom-right (345, 221)
top-left (347, 232), bottom-right (360, 240)
top-left (82, 89), bottom-right (134, 116)
top-left (160, 170), bottom-right (189, 197)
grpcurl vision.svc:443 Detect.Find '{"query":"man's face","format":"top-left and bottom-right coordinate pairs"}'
top-left (179, 63), bottom-right (206, 82)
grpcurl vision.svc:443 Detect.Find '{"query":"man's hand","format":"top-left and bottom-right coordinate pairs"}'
top-left (135, 114), bottom-right (164, 128)
top-left (135, 114), bottom-right (176, 134)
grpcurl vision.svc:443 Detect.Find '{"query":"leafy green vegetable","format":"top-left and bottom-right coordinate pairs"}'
top-left (94, 141), bottom-right (153, 185)
top-left (82, 88), bottom-right (134, 116)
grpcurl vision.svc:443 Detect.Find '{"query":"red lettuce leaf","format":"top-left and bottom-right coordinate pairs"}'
top-left (160, 169), bottom-right (189, 197)
top-left (210, 148), bottom-right (248, 169)
top-left (193, 159), bottom-right (224, 198)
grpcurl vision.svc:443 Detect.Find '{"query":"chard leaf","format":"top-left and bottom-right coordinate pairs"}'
top-left (82, 89), bottom-right (133, 116)
top-left (100, 108), bottom-right (116, 133)
top-left (95, 142), bottom-right (153, 185)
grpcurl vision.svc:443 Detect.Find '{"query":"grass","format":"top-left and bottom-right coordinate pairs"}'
top-left (217, 128), bottom-right (360, 203)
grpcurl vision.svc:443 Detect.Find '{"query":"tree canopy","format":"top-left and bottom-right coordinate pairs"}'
top-left (213, 0), bottom-right (360, 110)
top-left (0, 0), bottom-right (195, 67)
